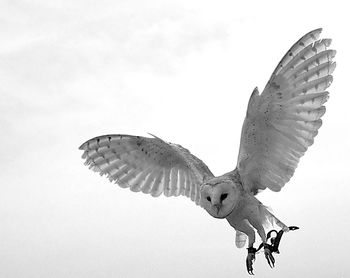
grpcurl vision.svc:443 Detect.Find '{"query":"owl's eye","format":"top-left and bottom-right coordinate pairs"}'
top-left (220, 193), bottom-right (228, 202)
top-left (206, 196), bottom-right (211, 202)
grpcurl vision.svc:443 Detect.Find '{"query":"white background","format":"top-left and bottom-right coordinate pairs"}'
top-left (1, 0), bottom-right (349, 277)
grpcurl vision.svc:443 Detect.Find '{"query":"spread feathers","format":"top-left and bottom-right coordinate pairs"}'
top-left (79, 134), bottom-right (214, 205)
top-left (237, 28), bottom-right (335, 194)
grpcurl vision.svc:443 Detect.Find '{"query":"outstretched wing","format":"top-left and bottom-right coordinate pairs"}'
top-left (79, 134), bottom-right (214, 204)
top-left (237, 28), bottom-right (336, 194)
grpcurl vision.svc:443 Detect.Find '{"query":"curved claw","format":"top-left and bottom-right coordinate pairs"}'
top-left (246, 253), bottom-right (255, 275)
top-left (288, 226), bottom-right (299, 231)
top-left (264, 248), bottom-right (275, 268)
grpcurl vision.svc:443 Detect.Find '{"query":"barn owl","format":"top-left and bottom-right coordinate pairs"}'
top-left (79, 29), bottom-right (336, 274)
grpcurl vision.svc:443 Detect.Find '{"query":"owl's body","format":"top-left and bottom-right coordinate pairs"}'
top-left (80, 29), bottom-right (336, 274)
top-left (201, 170), bottom-right (287, 248)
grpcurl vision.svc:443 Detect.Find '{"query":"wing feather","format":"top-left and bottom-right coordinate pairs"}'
top-left (150, 170), bottom-right (164, 197)
top-left (170, 167), bottom-right (179, 196)
top-left (80, 134), bottom-right (214, 204)
top-left (237, 29), bottom-right (336, 194)
top-left (141, 171), bottom-right (158, 194)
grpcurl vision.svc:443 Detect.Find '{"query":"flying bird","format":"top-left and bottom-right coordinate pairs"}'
top-left (79, 28), bottom-right (336, 274)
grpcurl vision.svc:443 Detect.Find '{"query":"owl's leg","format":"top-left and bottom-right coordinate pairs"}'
top-left (249, 220), bottom-right (275, 268)
top-left (234, 220), bottom-right (256, 275)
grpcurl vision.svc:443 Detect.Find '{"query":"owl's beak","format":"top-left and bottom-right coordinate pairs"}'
top-left (213, 204), bottom-right (222, 214)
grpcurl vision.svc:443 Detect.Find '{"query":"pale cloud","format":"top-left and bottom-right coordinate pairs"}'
top-left (0, 0), bottom-right (229, 167)
top-left (0, 0), bottom-right (229, 95)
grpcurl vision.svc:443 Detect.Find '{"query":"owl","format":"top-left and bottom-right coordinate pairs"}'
top-left (79, 29), bottom-right (336, 274)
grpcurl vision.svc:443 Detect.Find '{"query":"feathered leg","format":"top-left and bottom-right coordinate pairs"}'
top-left (232, 220), bottom-right (256, 275)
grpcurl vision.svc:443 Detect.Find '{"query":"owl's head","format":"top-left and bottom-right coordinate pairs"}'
top-left (200, 176), bottom-right (241, 219)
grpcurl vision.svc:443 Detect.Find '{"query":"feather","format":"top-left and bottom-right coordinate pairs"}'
top-left (184, 171), bottom-right (192, 197)
top-left (141, 171), bottom-right (158, 194)
top-left (237, 29), bottom-right (336, 194)
top-left (170, 167), bottom-right (179, 196)
top-left (150, 170), bottom-right (164, 197)
top-left (163, 168), bottom-right (172, 197)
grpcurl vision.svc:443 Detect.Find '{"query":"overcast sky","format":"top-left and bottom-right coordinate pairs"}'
top-left (1, 0), bottom-right (349, 277)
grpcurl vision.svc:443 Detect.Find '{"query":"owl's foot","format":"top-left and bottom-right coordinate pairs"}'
top-left (246, 247), bottom-right (257, 275)
top-left (262, 226), bottom-right (299, 268)
top-left (265, 226), bottom-right (300, 253)
top-left (246, 226), bottom-right (299, 274)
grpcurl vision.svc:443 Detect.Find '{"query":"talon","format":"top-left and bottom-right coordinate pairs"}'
top-left (246, 247), bottom-right (256, 275)
top-left (264, 246), bottom-right (275, 268)
top-left (288, 226), bottom-right (299, 231)
top-left (246, 253), bottom-right (255, 275)
top-left (260, 226), bottom-right (298, 270)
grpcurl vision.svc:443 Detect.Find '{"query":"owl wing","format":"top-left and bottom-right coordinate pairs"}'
top-left (79, 134), bottom-right (214, 205)
top-left (236, 28), bottom-right (336, 194)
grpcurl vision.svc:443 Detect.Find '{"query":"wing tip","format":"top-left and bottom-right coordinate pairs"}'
top-left (311, 27), bottom-right (323, 33)
top-left (298, 28), bottom-right (323, 44)
top-left (78, 134), bottom-right (135, 151)
top-left (309, 28), bottom-right (323, 37)
top-left (78, 142), bottom-right (87, 150)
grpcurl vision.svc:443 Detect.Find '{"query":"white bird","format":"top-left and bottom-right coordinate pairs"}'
top-left (79, 28), bottom-right (336, 274)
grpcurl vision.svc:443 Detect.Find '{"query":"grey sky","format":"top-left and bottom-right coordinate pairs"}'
top-left (1, 0), bottom-right (349, 277)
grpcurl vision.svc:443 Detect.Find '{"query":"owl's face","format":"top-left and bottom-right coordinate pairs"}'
top-left (200, 177), bottom-right (240, 219)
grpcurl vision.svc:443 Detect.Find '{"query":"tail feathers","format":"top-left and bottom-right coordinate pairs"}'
top-left (235, 231), bottom-right (247, 248)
